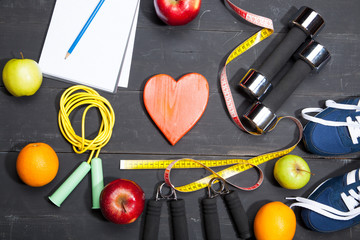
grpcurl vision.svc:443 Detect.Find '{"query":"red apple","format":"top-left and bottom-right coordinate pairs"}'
top-left (100, 179), bottom-right (145, 224)
top-left (154, 0), bottom-right (202, 26)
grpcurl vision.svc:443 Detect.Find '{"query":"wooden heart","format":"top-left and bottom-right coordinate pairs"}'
top-left (144, 73), bottom-right (209, 145)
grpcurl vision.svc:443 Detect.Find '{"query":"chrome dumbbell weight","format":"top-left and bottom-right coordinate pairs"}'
top-left (243, 39), bottom-right (331, 134)
top-left (239, 6), bottom-right (325, 101)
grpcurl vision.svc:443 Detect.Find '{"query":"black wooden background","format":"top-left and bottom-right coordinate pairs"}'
top-left (1, 0), bottom-right (360, 239)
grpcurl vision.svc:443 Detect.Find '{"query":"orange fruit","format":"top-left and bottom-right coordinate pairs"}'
top-left (16, 143), bottom-right (59, 187)
top-left (254, 201), bottom-right (296, 240)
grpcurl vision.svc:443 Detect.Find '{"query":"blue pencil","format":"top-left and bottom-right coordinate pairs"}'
top-left (65, 0), bottom-right (105, 59)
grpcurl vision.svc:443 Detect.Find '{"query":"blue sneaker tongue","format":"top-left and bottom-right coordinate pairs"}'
top-left (337, 125), bottom-right (352, 147)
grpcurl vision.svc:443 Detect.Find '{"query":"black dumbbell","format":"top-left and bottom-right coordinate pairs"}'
top-left (239, 6), bottom-right (324, 101)
top-left (242, 39), bottom-right (331, 134)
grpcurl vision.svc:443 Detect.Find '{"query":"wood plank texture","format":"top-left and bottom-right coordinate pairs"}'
top-left (1, 0), bottom-right (360, 239)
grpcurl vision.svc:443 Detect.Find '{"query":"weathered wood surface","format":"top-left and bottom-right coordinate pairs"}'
top-left (1, 0), bottom-right (360, 239)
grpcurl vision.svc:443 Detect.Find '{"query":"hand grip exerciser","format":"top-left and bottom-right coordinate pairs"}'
top-left (243, 39), bottom-right (331, 133)
top-left (239, 6), bottom-right (324, 100)
top-left (143, 183), bottom-right (189, 240)
top-left (201, 178), bottom-right (251, 239)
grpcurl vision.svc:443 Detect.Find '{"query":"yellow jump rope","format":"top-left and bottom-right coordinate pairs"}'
top-left (49, 85), bottom-right (115, 208)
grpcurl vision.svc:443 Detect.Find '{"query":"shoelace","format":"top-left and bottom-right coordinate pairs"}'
top-left (287, 193), bottom-right (360, 221)
top-left (341, 185), bottom-right (360, 210)
top-left (302, 100), bottom-right (360, 144)
top-left (347, 116), bottom-right (360, 144)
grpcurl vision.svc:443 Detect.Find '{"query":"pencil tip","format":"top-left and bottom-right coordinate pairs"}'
top-left (65, 52), bottom-right (70, 59)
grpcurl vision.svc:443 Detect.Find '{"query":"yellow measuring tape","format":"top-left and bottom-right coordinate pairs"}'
top-left (121, 158), bottom-right (244, 170)
top-left (121, 116), bottom-right (303, 193)
top-left (226, 28), bottom-right (273, 65)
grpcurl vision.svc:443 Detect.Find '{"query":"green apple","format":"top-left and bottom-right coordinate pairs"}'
top-left (2, 55), bottom-right (43, 97)
top-left (273, 155), bottom-right (312, 189)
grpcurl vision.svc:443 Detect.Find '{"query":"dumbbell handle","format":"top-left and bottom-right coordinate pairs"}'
top-left (169, 199), bottom-right (189, 240)
top-left (143, 200), bottom-right (162, 240)
top-left (262, 59), bottom-right (312, 111)
top-left (223, 191), bottom-right (251, 239)
top-left (202, 198), bottom-right (221, 240)
top-left (259, 27), bottom-right (307, 81)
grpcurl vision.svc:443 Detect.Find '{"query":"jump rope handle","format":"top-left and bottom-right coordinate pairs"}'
top-left (48, 158), bottom-right (104, 208)
top-left (201, 197), bottom-right (221, 240)
top-left (169, 199), bottom-right (189, 240)
top-left (143, 199), bottom-right (163, 240)
top-left (90, 158), bottom-right (104, 209)
top-left (223, 191), bottom-right (251, 239)
top-left (49, 162), bottom-right (91, 207)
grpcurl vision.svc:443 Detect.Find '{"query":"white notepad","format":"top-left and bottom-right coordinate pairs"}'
top-left (39, 0), bottom-right (139, 93)
top-left (118, 2), bottom-right (139, 88)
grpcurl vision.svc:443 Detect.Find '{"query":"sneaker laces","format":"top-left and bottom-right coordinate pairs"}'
top-left (341, 185), bottom-right (360, 210)
top-left (347, 116), bottom-right (360, 144)
top-left (286, 193), bottom-right (360, 221)
top-left (287, 169), bottom-right (360, 221)
top-left (302, 100), bottom-right (360, 144)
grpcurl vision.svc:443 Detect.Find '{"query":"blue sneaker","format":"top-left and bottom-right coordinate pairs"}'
top-left (287, 168), bottom-right (360, 232)
top-left (302, 98), bottom-right (360, 156)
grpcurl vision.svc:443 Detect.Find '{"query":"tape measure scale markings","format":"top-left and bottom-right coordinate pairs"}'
top-left (225, 28), bottom-right (273, 65)
top-left (120, 159), bottom-right (242, 170)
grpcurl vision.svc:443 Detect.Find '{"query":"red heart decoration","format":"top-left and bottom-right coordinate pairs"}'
top-left (144, 73), bottom-right (209, 145)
